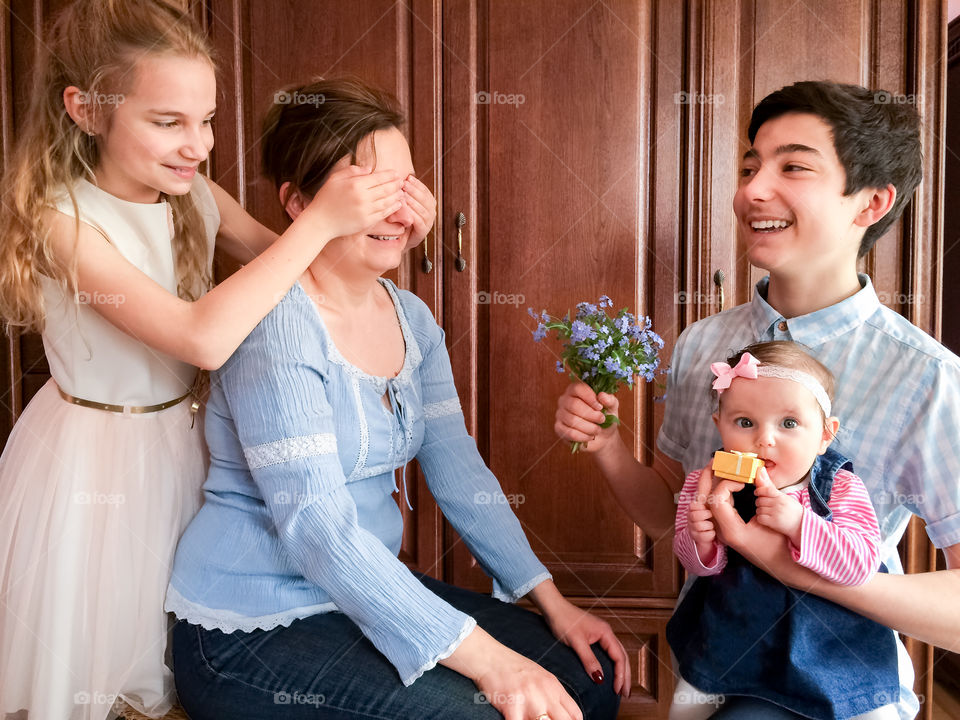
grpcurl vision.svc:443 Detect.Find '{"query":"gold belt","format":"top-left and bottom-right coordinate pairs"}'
top-left (57, 385), bottom-right (192, 414)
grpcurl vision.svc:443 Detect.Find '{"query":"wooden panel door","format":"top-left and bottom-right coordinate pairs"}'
top-left (440, 1), bottom-right (945, 717)
top-left (440, 3), bottom-right (687, 715)
top-left (440, 0), bottom-right (683, 598)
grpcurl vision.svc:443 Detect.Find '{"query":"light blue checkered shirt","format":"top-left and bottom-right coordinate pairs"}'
top-left (659, 274), bottom-right (960, 720)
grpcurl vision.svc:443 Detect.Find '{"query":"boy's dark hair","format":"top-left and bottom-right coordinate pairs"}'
top-left (748, 81), bottom-right (922, 258)
top-left (261, 77), bottom-right (404, 197)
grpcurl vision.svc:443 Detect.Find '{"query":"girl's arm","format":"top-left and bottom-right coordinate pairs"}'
top-left (205, 173), bottom-right (438, 266)
top-left (203, 176), bottom-right (277, 262)
top-left (47, 166), bottom-right (402, 370)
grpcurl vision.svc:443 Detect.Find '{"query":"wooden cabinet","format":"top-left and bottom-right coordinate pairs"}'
top-left (0, 2), bottom-right (947, 718)
top-left (438, 0), bottom-right (683, 600)
top-left (205, 3), bottom-right (948, 716)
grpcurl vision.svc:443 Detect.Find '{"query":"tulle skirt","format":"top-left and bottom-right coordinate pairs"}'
top-left (0, 380), bottom-right (206, 720)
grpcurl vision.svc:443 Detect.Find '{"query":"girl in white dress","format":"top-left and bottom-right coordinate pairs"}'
top-left (0, 1), bottom-right (435, 718)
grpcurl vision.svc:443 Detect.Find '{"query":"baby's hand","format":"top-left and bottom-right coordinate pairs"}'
top-left (754, 468), bottom-right (803, 547)
top-left (687, 497), bottom-right (718, 565)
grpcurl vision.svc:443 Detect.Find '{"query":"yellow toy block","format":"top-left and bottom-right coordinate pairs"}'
top-left (712, 450), bottom-right (764, 484)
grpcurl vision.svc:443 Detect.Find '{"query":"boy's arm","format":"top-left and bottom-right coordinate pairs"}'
top-left (593, 437), bottom-right (684, 538)
top-left (555, 382), bottom-right (683, 537)
top-left (725, 517), bottom-right (960, 651)
top-left (794, 357), bottom-right (960, 649)
top-left (824, 547), bottom-right (960, 651)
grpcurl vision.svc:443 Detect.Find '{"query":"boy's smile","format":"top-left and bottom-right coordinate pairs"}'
top-left (733, 113), bottom-right (872, 287)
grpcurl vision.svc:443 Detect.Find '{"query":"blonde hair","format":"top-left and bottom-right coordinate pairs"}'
top-left (0, 0), bottom-right (215, 334)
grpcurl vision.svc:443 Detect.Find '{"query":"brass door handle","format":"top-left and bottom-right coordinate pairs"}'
top-left (421, 231), bottom-right (432, 273)
top-left (714, 269), bottom-right (725, 313)
top-left (455, 212), bottom-right (466, 272)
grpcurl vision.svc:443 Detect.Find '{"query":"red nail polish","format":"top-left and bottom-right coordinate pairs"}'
top-left (592, 670), bottom-right (604, 684)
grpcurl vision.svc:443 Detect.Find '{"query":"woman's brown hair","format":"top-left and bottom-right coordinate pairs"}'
top-left (260, 77), bottom-right (405, 197)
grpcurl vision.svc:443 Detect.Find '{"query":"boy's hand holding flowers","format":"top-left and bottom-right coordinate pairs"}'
top-left (531, 296), bottom-right (663, 453)
top-left (555, 384), bottom-right (620, 455)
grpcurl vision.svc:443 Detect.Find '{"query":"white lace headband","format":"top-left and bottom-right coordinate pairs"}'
top-left (711, 352), bottom-right (832, 416)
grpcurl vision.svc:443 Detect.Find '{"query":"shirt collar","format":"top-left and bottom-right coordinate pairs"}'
top-left (749, 273), bottom-right (881, 348)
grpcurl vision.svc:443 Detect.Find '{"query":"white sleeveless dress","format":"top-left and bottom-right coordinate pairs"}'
top-left (0, 177), bottom-right (218, 720)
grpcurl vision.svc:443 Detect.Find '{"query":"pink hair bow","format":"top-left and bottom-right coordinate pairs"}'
top-left (711, 352), bottom-right (759, 392)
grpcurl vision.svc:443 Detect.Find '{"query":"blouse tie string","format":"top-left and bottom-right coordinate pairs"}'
top-left (386, 379), bottom-right (414, 511)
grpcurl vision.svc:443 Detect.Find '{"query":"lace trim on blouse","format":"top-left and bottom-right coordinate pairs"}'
top-left (349, 375), bottom-right (369, 477)
top-left (318, 279), bottom-right (422, 389)
top-left (165, 584), bottom-right (339, 634)
top-left (423, 397), bottom-right (462, 420)
top-left (403, 616), bottom-right (478, 687)
top-left (491, 570), bottom-right (553, 604)
top-left (243, 432), bottom-right (338, 469)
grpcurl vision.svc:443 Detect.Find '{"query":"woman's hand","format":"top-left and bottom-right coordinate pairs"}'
top-left (301, 165), bottom-right (403, 239)
top-left (475, 655), bottom-right (583, 720)
top-left (529, 579), bottom-right (630, 698)
top-left (554, 382), bottom-right (620, 455)
top-left (442, 627), bottom-right (583, 720)
top-left (402, 174), bottom-right (437, 250)
top-left (542, 597), bottom-right (631, 698)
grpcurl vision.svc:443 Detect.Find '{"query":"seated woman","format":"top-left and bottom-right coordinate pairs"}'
top-left (167, 77), bottom-right (628, 720)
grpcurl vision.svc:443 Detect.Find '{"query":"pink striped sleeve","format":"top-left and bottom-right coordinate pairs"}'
top-left (791, 469), bottom-right (881, 586)
top-left (674, 469), bottom-right (727, 576)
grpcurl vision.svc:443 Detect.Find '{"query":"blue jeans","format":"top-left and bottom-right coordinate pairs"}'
top-left (713, 698), bottom-right (805, 719)
top-left (172, 574), bottom-right (620, 719)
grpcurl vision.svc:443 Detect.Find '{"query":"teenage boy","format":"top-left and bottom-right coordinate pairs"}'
top-left (555, 81), bottom-right (960, 719)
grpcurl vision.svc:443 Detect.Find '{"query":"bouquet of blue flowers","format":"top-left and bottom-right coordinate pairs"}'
top-left (529, 295), bottom-right (663, 452)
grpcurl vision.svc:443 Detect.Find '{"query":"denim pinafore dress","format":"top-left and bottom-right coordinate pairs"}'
top-left (666, 448), bottom-right (899, 720)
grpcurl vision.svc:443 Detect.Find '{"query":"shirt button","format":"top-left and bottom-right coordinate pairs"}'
top-left (778, 321), bottom-right (788, 332)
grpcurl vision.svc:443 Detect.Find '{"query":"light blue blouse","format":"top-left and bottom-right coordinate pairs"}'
top-left (166, 279), bottom-right (551, 686)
